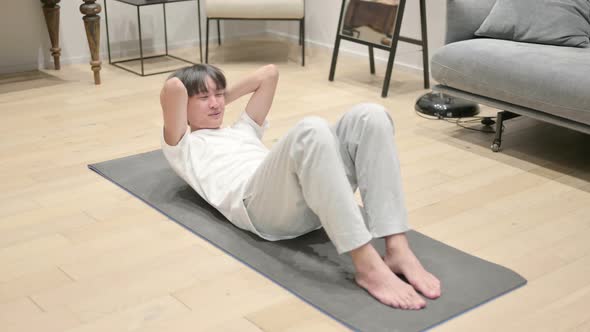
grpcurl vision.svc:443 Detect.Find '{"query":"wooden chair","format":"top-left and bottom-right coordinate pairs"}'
top-left (205, 0), bottom-right (305, 66)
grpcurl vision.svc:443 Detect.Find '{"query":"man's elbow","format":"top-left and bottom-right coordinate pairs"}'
top-left (164, 77), bottom-right (185, 91)
top-left (262, 64), bottom-right (279, 82)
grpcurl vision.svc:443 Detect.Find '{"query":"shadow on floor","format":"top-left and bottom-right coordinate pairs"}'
top-left (207, 37), bottom-right (300, 65)
top-left (0, 70), bottom-right (67, 94)
top-left (422, 115), bottom-right (590, 192)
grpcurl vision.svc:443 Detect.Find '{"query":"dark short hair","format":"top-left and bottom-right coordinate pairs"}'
top-left (168, 64), bottom-right (226, 97)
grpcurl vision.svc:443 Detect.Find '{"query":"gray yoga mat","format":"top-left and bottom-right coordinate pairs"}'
top-left (89, 150), bottom-right (526, 332)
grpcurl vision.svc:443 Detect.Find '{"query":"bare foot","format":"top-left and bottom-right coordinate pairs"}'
top-left (385, 234), bottom-right (441, 299)
top-left (351, 243), bottom-right (426, 310)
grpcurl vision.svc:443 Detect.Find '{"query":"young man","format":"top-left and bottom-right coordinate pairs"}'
top-left (160, 64), bottom-right (441, 310)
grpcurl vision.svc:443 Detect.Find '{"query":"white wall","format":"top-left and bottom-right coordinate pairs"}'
top-left (267, 0), bottom-right (447, 73)
top-left (1, 0), bottom-right (446, 75)
top-left (0, 0), bottom-right (47, 74)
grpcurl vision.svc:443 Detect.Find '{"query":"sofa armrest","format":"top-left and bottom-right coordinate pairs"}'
top-left (446, 0), bottom-right (496, 44)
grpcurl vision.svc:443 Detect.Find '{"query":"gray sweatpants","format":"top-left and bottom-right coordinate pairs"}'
top-left (243, 103), bottom-right (409, 254)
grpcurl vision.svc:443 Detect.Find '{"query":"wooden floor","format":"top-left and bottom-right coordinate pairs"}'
top-left (1, 36), bottom-right (590, 332)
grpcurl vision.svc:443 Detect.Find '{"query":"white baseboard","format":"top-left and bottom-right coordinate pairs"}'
top-left (37, 29), bottom-right (427, 78)
top-left (41, 30), bottom-right (264, 68)
top-left (266, 29), bottom-right (425, 76)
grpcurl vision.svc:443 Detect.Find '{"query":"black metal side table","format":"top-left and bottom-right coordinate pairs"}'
top-left (104, 0), bottom-right (203, 76)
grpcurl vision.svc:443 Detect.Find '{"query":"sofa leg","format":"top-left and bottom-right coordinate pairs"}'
top-left (491, 111), bottom-right (520, 152)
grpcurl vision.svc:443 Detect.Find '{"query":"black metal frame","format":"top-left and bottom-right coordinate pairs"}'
top-left (205, 17), bottom-right (306, 66)
top-left (104, 0), bottom-right (203, 77)
top-left (329, 0), bottom-right (429, 98)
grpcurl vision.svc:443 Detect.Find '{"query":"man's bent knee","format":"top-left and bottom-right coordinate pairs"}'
top-left (295, 116), bottom-right (335, 145)
top-left (349, 103), bottom-right (395, 132)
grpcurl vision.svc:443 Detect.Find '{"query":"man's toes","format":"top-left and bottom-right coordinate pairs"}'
top-left (414, 276), bottom-right (439, 299)
top-left (427, 278), bottom-right (441, 297)
top-left (405, 296), bottom-right (415, 309)
top-left (432, 283), bottom-right (441, 296)
top-left (404, 296), bottom-right (414, 310)
top-left (424, 285), bottom-right (438, 299)
top-left (403, 289), bottom-right (422, 309)
top-left (419, 295), bottom-right (427, 307)
top-left (411, 281), bottom-right (426, 294)
top-left (425, 289), bottom-right (437, 299)
top-left (422, 283), bottom-right (434, 295)
top-left (412, 293), bottom-right (426, 309)
top-left (412, 300), bottom-right (424, 310)
top-left (430, 274), bottom-right (441, 288)
top-left (399, 301), bottom-right (409, 310)
top-left (403, 294), bottom-right (416, 309)
top-left (399, 300), bottom-right (408, 310)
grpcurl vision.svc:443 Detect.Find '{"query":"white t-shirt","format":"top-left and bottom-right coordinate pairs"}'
top-left (161, 111), bottom-right (269, 236)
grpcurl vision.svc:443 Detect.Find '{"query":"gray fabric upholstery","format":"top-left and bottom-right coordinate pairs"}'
top-left (433, 85), bottom-right (590, 135)
top-left (475, 0), bottom-right (590, 48)
top-left (446, 0), bottom-right (496, 44)
top-left (432, 39), bottom-right (590, 124)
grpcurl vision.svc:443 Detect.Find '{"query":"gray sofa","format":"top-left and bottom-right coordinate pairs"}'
top-left (431, 0), bottom-right (590, 151)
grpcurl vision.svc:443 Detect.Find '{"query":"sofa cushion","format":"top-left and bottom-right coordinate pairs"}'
top-left (431, 39), bottom-right (590, 124)
top-left (474, 0), bottom-right (590, 48)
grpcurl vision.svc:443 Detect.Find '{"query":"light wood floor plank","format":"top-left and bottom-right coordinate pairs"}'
top-left (0, 266), bottom-right (74, 304)
top-left (0, 212), bottom-right (95, 248)
top-left (31, 245), bottom-right (228, 322)
top-left (2, 307), bottom-right (81, 332)
top-left (1, 221), bottom-right (180, 283)
top-left (0, 297), bottom-right (44, 325)
top-left (172, 267), bottom-right (292, 327)
top-left (61, 295), bottom-right (190, 332)
top-left (246, 297), bottom-right (347, 332)
top-left (434, 253), bottom-right (590, 332)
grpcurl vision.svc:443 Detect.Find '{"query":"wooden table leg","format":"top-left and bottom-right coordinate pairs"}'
top-left (41, 0), bottom-right (61, 70)
top-left (80, 0), bottom-right (102, 85)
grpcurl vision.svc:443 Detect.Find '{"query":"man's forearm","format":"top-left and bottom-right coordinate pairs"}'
top-left (225, 65), bottom-right (277, 105)
top-left (161, 77), bottom-right (189, 146)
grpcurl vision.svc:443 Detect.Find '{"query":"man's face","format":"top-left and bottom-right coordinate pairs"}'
top-left (187, 76), bottom-right (225, 130)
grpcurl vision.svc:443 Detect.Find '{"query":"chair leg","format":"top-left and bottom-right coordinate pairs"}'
top-left (301, 18), bottom-right (305, 66)
top-left (299, 20), bottom-right (302, 46)
top-left (206, 18), bottom-right (209, 63)
top-left (368, 46), bottom-right (375, 74)
top-left (217, 19), bottom-right (221, 45)
top-left (419, 0), bottom-right (430, 89)
top-left (196, 0), bottom-right (203, 63)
